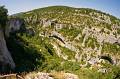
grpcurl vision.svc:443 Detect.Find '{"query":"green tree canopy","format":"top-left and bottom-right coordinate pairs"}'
top-left (0, 6), bottom-right (8, 27)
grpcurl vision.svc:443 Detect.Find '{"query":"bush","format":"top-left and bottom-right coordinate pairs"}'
top-left (6, 34), bottom-right (45, 72)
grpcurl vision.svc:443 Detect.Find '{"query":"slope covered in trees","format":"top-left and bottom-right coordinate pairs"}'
top-left (1, 6), bottom-right (120, 79)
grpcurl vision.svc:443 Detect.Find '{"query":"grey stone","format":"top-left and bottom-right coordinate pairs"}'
top-left (0, 29), bottom-right (15, 72)
top-left (5, 18), bottom-right (24, 37)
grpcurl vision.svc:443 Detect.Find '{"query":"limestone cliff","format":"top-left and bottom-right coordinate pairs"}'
top-left (0, 18), bottom-right (24, 72)
top-left (0, 28), bottom-right (15, 72)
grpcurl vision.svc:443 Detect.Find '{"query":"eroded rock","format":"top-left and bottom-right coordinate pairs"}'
top-left (5, 18), bottom-right (24, 37)
top-left (0, 29), bottom-right (15, 72)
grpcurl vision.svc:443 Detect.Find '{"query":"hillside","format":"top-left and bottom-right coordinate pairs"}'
top-left (5, 6), bottom-right (120, 79)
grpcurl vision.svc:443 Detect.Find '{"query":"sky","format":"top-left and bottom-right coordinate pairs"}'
top-left (0, 0), bottom-right (120, 18)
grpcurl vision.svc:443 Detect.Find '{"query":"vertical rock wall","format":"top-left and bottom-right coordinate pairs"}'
top-left (0, 28), bottom-right (15, 72)
top-left (0, 18), bottom-right (24, 72)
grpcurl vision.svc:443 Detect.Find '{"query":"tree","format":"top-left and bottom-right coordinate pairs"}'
top-left (0, 6), bottom-right (8, 28)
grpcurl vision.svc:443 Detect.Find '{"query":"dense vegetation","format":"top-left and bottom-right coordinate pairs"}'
top-left (0, 6), bottom-right (8, 29)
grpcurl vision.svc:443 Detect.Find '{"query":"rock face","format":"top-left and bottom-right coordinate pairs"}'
top-left (0, 18), bottom-right (24, 72)
top-left (5, 18), bottom-right (24, 37)
top-left (0, 29), bottom-right (15, 72)
top-left (82, 26), bottom-right (120, 45)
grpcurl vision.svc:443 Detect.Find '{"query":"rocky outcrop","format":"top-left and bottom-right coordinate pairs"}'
top-left (82, 27), bottom-right (120, 45)
top-left (42, 19), bottom-right (57, 28)
top-left (0, 28), bottom-right (15, 72)
top-left (25, 72), bottom-right (53, 79)
top-left (0, 18), bottom-right (25, 72)
top-left (5, 18), bottom-right (24, 37)
top-left (25, 72), bottom-right (79, 79)
top-left (99, 55), bottom-right (114, 64)
top-left (51, 43), bottom-right (68, 60)
top-left (50, 31), bottom-right (65, 44)
top-left (26, 28), bottom-right (35, 36)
